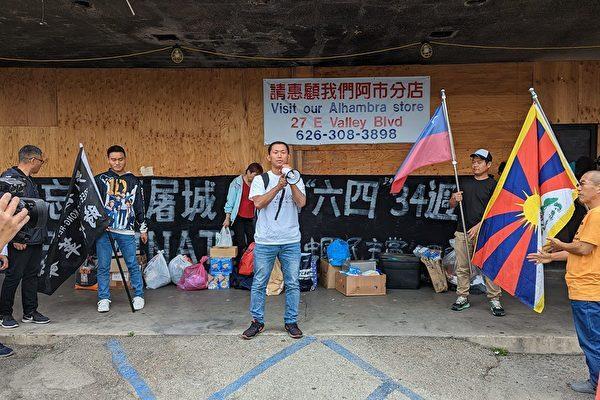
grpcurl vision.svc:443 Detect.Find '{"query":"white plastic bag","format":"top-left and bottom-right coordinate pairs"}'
top-left (215, 226), bottom-right (233, 247)
top-left (144, 251), bottom-right (171, 289)
top-left (168, 255), bottom-right (193, 284)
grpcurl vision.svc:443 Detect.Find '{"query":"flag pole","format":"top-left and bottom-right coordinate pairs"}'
top-left (528, 88), bottom-right (553, 133)
top-left (529, 88), bottom-right (573, 172)
top-left (440, 89), bottom-right (474, 270)
top-left (107, 233), bottom-right (136, 313)
top-left (529, 88), bottom-right (582, 209)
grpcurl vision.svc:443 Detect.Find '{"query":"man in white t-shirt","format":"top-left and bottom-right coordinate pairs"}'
top-left (241, 141), bottom-right (306, 340)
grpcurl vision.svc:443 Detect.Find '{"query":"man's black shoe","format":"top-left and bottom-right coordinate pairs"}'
top-left (241, 320), bottom-right (264, 340)
top-left (0, 342), bottom-right (14, 357)
top-left (284, 323), bottom-right (303, 339)
top-left (0, 315), bottom-right (19, 329)
top-left (22, 311), bottom-right (50, 324)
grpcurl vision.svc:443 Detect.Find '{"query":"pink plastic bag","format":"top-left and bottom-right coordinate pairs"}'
top-left (177, 256), bottom-right (209, 291)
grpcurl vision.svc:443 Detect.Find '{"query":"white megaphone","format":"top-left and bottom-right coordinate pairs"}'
top-left (282, 167), bottom-right (301, 185)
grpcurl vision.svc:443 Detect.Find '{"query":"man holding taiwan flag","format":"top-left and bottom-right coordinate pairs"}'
top-left (391, 90), bottom-right (504, 316)
top-left (449, 149), bottom-right (505, 316)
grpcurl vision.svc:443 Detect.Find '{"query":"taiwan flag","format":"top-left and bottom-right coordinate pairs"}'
top-left (390, 105), bottom-right (452, 194)
top-left (472, 103), bottom-right (578, 312)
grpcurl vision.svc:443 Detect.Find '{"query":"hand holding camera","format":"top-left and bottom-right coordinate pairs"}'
top-left (0, 192), bottom-right (30, 250)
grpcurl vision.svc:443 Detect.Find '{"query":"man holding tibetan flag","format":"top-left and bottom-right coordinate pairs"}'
top-left (472, 93), bottom-right (578, 313)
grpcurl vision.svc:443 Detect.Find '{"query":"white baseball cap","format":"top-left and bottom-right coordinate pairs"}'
top-left (470, 149), bottom-right (492, 162)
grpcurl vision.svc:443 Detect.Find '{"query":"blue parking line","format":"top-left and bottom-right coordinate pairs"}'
top-left (367, 381), bottom-right (400, 400)
top-left (106, 339), bottom-right (156, 400)
top-left (208, 336), bottom-right (317, 400)
top-left (321, 339), bottom-right (424, 400)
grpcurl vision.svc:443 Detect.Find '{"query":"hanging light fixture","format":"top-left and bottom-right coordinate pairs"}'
top-left (171, 45), bottom-right (184, 64)
top-left (420, 42), bottom-right (433, 59)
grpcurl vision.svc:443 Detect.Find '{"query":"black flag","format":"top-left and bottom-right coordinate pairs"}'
top-left (38, 146), bottom-right (110, 295)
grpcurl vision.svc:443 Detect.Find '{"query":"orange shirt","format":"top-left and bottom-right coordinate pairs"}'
top-left (566, 206), bottom-right (600, 301)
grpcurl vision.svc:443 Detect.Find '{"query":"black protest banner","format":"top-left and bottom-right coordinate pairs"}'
top-left (140, 175), bottom-right (459, 261)
top-left (37, 175), bottom-right (461, 264)
top-left (38, 147), bottom-right (110, 295)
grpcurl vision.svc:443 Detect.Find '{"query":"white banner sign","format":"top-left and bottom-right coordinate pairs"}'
top-left (263, 76), bottom-right (430, 145)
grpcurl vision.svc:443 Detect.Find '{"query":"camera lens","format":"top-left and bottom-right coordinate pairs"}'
top-left (19, 198), bottom-right (49, 230)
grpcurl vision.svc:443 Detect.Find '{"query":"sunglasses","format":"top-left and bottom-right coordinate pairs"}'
top-left (31, 157), bottom-right (47, 165)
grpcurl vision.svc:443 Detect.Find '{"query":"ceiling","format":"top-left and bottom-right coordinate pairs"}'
top-left (1, 0), bottom-right (599, 68)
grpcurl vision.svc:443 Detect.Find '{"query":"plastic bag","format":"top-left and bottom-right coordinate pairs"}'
top-left (75, 256), bottom-right (98, 290)
top-left (267, 258), bottom-right (284, 296)
top-left (230, 268), bottom-right (253, 290)
top-left (239, 242), bottom-right (255, 276)
top-left (144, 251), bottom-right (171, 289)
top-left (168, 254), bottom-right (193, 284)
top-left (422, 257), bottom-right (448, 293)
top-left (327, 239), bottom-right (350, 266)
top-left (177, 256), bottom-right (209, 291)
top-left (215, 226), bottom-right (233, 247)
top-left (442, 249), bottom-right (456, 280)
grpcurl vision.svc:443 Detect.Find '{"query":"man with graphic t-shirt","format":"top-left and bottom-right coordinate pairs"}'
top-left (450, 149), bottom-right (505, 317)
top-left (241, 141), bottom-right (306, 340)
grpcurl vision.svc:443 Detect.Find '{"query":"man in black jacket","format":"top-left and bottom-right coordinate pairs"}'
top-left (95, 145), bottom-right (148, 313)
top-left (0, 145), bottom-right (50, 329)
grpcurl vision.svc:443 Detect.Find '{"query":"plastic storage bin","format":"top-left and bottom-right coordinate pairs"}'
top-left (378, 253), bottom-right (422, 289)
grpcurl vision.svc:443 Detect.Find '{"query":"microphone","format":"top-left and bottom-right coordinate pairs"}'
top-left (281, 167), bottom-right (301, 185)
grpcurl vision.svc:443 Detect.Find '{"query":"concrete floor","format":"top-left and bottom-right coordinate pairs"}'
top-left (0, 268), bottom-right (578, 354)
top-left (0, 336), bottom-right (590, 400)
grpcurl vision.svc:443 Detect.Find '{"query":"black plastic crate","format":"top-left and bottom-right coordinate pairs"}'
top-left (378, 253), bottom-right (422, 289)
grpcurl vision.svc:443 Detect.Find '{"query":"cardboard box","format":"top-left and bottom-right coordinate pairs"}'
top-left (110, 256), bottom-right (128, 273)
top-left (319, 259), bottom-right (341, 289)
top-left (210, 246), bottom-right (238, 258)
top-left (110, 272), bottom-right (131, 288)
top-left (207, 274), bottom-right (230, 290)
top-left (335, 271), bottom-right (386, 296)
top-left (110, 254), bottom-right (146, 273)
top-left (209, 257), bottom-right (233, 275)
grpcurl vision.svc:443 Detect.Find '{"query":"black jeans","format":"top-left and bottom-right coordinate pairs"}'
top-left (232, 216), bottom-right (255, 257)
top-left (0, 244), bottom-right (43, 316)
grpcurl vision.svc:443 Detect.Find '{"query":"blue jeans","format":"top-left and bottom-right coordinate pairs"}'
top-left (571, 300), bottom-right (600, 386)
top-left (250, 242), bottom-right (301, 324)
top-left (96, 232), bottom-right (144, 301)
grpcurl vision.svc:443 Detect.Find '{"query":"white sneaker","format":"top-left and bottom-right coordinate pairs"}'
top-left (133, 297), bottom-right (145, 311)
top-left (97, 299), bottom-right (111, 313)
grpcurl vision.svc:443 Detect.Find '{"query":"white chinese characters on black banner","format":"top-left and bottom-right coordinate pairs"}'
top-left (38, 175), bottom-right (459, 263)
top-left (38, 149), bottom-right (110, 295)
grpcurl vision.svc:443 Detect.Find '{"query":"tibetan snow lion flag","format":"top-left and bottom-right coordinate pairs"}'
top-left (472, 103), bottom-right (578, 312)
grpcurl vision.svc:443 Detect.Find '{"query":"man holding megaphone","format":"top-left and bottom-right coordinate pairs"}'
top-left (241, 141), bottom-right (306, 340)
